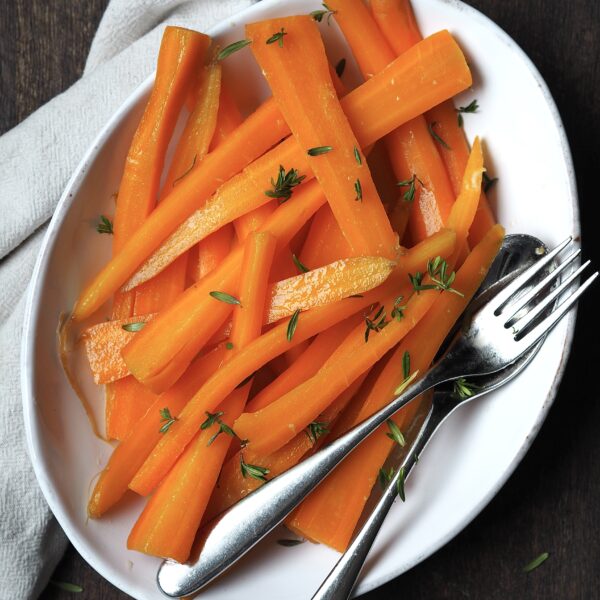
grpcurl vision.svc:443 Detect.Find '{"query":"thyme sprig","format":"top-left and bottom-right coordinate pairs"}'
top-left (306, 421), bottom-right (329, 444)
top-left (266, 28), bottom-right (287, 47)
top-left (452, 377), bottom-right (479, 400)
top-left (364, 306), bottom-right (388, 342)
top-left (240, 455), bottom-right (270, 482)
top-left (386, 419), bottom-right (406, 447)
top-left (428, 121), bottom-right (451, 150)
top-left (287, 309), bottom-right (300, 341)
top-left (159, 407), bottom-right (177, 434)
top-left (409, 256), bottom-right (463, 297)
top-left (201, 410), bottom-right (238, 446)
top-left (377, 466), bottom-right (406, 500)
top-left (96, 215), bottom-right (113, 235)
top-left (310, 3), bottom-right (337, 24)
top-left (217, 39), bottom-right (252, 61)
top-left (456, 99), bottom-right (479, 127)
top-left (265, 165), bottom-right (306, 203)
top-left (292, 253), bottom-right (309, 273)
top-left (396, 174), bottom-right (425, 203)
top-left (391, 296), bottom-right (407, 321)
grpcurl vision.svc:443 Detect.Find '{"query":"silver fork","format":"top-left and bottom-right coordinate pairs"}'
top-left (157, 237), bottom-right (597, 598)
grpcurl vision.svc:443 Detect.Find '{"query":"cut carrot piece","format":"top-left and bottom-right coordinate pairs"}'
top-left (88, 345), bottom-right (227, 518)
top-left (73, 30), bottom-right (471, 320)
top-left (248, 16), bottom-right (396, 258)
top-left (328, 0), bottom-right (456, 244)
top-left (288, 223), bottom-right (505, 551)
top-left (126, 229), bottom-right (455, 495)
top-left (266, 255), bottom-right (396, 323)
top-left (370, 0), bottom-right (495, 245)
top-left (209, 85), bottom-right (244, 151)
top-left (127, 232), bottom-right (275, 561)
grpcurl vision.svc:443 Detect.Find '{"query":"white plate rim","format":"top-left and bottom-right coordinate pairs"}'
top-left (20, 0), bottom-right (579, 597)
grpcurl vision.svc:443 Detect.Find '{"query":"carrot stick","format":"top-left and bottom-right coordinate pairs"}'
top-left (248, 16), bottom-right (396, 259)
top-left (88, 345), bottom-right (227, 518)
top-left (246, 315), bottom-right (363, 412)
top-left (127, 232), bottom-right (275, 561)
top-left (327, 0), bottom-right (456, 244)
top-left (127, 229), bottom-right (456, 495)
top-left (370, 0), bottom-right (495, 245)
top-left (72, 29), bottom-right (471, 320)
top-left (288, 223), bottom-right (505, 551)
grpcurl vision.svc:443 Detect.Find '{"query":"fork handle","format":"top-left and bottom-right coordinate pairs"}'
top-left (311, 400), bottom-right (449, 600)
top-left (157, 364), bottom-right (452, 598)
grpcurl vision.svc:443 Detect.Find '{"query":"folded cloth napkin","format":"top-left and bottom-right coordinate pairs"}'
top-left (0, 1), bottom-right (255, 597)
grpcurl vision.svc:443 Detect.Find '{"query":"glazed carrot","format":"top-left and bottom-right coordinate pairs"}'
top-left (288, 223), bottom-right (505, 551)
top-left (266, 256), bottom-right (396, 323)
top-left (249, 17), bottom-right (396, 259)
top-left (246, 315), bottom-right (363, 412)
top-left (127, 229), bottom-right (456, 495)
top-left (127, 233), bottom-right (275, 561)
top-left (73, 30), bottom-right (471, 320)
top-left (230, 232), bottom-right (277, 349)
top-left (209, 85), bottom-right (244, 151)
top-left (299, 206), bottom-right (353, 269)
top-left (328, 0), bottom-right (456, 244)
top-left (371, 0), bottom-right (495, 245)
top-left (123, 179), bottom-right (327, 394)
top-left (88, 345), bottom-right (227, 518)
top-left (112, 26), bottom-right (210, 252)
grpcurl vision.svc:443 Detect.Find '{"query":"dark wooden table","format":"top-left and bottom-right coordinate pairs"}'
top-left (2, 1), bottom-right (598, 598)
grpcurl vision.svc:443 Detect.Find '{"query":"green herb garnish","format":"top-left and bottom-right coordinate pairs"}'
top-left (391, 296), bottom-right (407, 321)
top-left (409, 257), bottom-right (463, 296)
top-left (240, 455), bottom-right (270, 482)
top-left (483, 171), bottom-right (498, 193)
top-left (354, 146), bottom-right (362, 165)
top-left (122, 321), bottom-right (146, 332)
top-left (428, 121), bottom-right (451, 150)
top-left (50, 581), bottom-right (83, 593)
top-left (354, 178), bottom-right (363, 201)
top-left (96, 215), bottom-right (113, 235)
top-left (523, 552), bottom-right (549, 573)
top-left (396, 466), bottom-right (406, 501)
top-left (378, 467), bottom-right (394, 488)
top-left (452, 377), bottom-right (479, 400)
top-left (200, 411), bottom-right (224, 430)
top-left (266, 28), bottom-right (287, 47)
top-left (172, 154), bottom-right (197, 186)
top-left (402, 350), bottom-right (410, 380)
top-left (159, 407), bottom-right (177, 434)
top-left (287, 309), bottom-right (300, 342)
top-left (364, 305), bottom-right (388, 342)
top-left (307, 145), bottom-right (333, 156)
top-left (217, 39), bottom-right (252, 61)
top-left (396, 174), bottom-right (424, 203)
top-left (386, 419), bottom-right (406, 447)
top-left (226, 342), bottom-right (234, 350)
top-left (306, 421), bottom-right (329, 444)
top-left (265, 165), bottom-right (306, 203)
top-left (310, 3), bottom-right (337, 24)
top-left (456, 99), bottom-right (479, 127)
top-left (277, 538), bottom-right (305, 547)
top-left (292, 253), bottom-right (309, 273)
top-left (209, 291), bottom-right (242, 305)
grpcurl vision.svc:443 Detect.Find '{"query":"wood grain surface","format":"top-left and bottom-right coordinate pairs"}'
top-left (1, 1), bottom-right (598, 598)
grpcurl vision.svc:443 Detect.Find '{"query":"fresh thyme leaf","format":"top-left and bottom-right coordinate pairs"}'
top-left (523, 552), bottom-right (549, 573)
top-left (310, 3), bottom-right (337, 24)
top-left (396, 466), bottom-right (406, 501)
top-left (456, 99), bottom-right (479, 127)
top-left (391, 296), bottom-right (407, 321)
top-left (354, 146), bottom-right (362, 165)
top-left (159, 407), bottom-right (177, 434)
top-left (200, 411), bottom-right (224, 430)
top-left (306, 421), bottom-right (329, 444)
top-left (217, 39), bottom-right (252, 61)
top-left (396, 174), bottom-right (424, 203)
top-left (402, 350), bottom-right (410, 380)
top-left (96, 215), bottom-right (113, 235)
top-left (207, 421), bottom-right (237, 446)
top-left (410, 257), bottom-right (463, 296)
top-left (335, 57), bottom-right (346, 77)
top-left (122, 321), bottom-right (146, 332)
top-left (50, 581), bottom-right (83, 593)
top-left (394, 370), bottom-right (419, 395)
top-left (408, 271), bottom-right (435, 293)
top-left (277, 538), bottom-right (305, 547)
top-left (209, 290), bottom-right (242, 305)
top-left (307, 145), bottom-right (333, 156)
top-left (482, 171), bottom-right (499, 193)
top-left (292, 253), bottom-right (309, 273)
top-left (428, 121), bottom-right (451, 150)
top-left (172, 154), bottom-right (197, 187)
top-left (266, 28), bottom-right (287, 47)
top-left (354, 178), bottom-right (363, 201)
top-left (452, 377), bottom-right (479, 400)
top-left (378, 466), bottom-right (394, 488)
top-left (364, 305), bottom-right (388, 342)
top-left (226, 342), bottom-right (234, 350)
top-left (386, 419), bottom-right (406, 447)
top-left (240, 455), bottom-right (270, 482)
top-left (287, 309), bottom-right (300, 342)
top-left (265, 164), bottom-right (306, 202)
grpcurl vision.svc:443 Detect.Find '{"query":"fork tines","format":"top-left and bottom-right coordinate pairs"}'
top-left (491, 236), bottom-right (597, 348)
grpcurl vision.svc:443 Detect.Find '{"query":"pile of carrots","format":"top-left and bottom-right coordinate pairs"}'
top-left (70, 0), bottom-right (503, 565)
